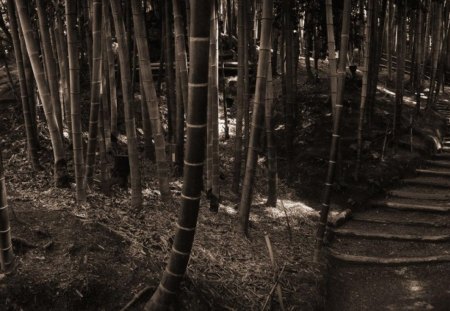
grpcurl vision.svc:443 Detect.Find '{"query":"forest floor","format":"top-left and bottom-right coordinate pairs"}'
top-left (0, 58), bottom-right (440, 310)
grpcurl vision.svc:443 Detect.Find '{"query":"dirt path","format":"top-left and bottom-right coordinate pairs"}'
top-left (325, 103), bottom-right (450, 310)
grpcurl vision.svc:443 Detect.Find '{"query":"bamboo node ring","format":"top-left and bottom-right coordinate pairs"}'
top-left (158, 284), bottom-right (176, 295)
top-left (186, 123), bottom-right (207, 128)
top-left (184, 160), bottom-right (204, 167)
top-left (176, 223), bottom-right (196, 232)
top-left (171, 247), bottom-right (190, 256)
top-left (181, 194), bottom-right (201, 201)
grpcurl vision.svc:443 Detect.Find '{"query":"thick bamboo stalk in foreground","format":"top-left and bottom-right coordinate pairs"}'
top-left (145, 2), bottom-right (211, 309)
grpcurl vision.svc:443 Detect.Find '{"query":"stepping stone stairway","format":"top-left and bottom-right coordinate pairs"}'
top-left (325, 104), bottom-right (450, 310)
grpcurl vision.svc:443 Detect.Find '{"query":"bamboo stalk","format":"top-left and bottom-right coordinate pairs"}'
top-left (110, 0), bottom-right (142, 208)
top-left (239, 0), bottom-right (273, 235)
top-left (356, 0), bottom-right (374, 176)
top-left (36, 0), bottom-right (62, 139)
top-left (325, 0), bottom-right (337, 112)
top-left (265, 56), bottom-right (277, 206)
top-left (84, 0), bottom-right (103, 187)
top-left (232, 0), bottom-right (247, 195)
top-left (145, 1), bottom-right (212, 308)
top-left (0, 147), bottom-right (14, 273)
top-left (314, 0), bottom-right (351, 262)
top-left (15, 0), bottom-right (68, 187)
top-left (6, 0), bottom-right (40, 170)
top-left (131, 0), bottom-right (171, 201)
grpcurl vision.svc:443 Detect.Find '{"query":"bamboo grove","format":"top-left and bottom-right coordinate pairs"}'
top-left (0, 0), bottom-right (449, 308)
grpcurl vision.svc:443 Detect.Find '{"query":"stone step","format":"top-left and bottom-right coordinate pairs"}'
top-left (330, 235), bottom-right (450, 260)
top-left (371, 198), bottom-right (450, 212)
top-left (433, 153), bottom-right (450, 160)
top-left (425, 160), bottom-right (450, 169)
top-left (401, 176), bottom-right (450, 188)
top-left (388, 188), bottom-right (450, 200)
top-left (416, 168), bottom-right (450, 178)
top-left (331, 221), bottom-right (450, 242)
top-left (328, 249), bottom-right (450, 265)
top-left (352, 208), bottom-right (450, 227)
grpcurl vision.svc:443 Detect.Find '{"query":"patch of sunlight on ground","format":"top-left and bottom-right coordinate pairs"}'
top-left (408, 280), bottom-right (423, 293)
top-left (376, 85), bottom-right (426, 108)
top-left (143, 188), bottom-right (160, 197)
top-left (219, 113), bottom-right (235, 138)
top-left (222, 204), bottom-right (238, 215)
top-left (117, 133), bottom-right (128, 144)
top-left (264, 199), bottom-right (319, 220)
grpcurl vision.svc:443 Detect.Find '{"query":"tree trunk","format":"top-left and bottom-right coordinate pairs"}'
top-left (232, 0), bottom-right (247, 195)
top-left (84, 0), bottom-right (103, 187)
top-left (207, 1), bottom-right (220, 212)
top-left (366, 0), bottom-right (387, 129)
top-left (131, 0), bottom-right (171, 201)
top-left (53, 11), bottom-right (71, 142)
top-left (387, 0), bottom-right (394, 81)
top-left (415, 3), bottom-right (425, 113)
top-left (36, 0), bottom-right (63, 140)
top-left (314, 0), bottom-right (351, 261)
top-left (239, 0), bottom-right (273, 235)
top-left (220, 49), bottom-right (230, 140)
top-left (393, 0), bottom-right (406, 145)
top-left (325, 0), bottom-right (337, 111)
top-left (101, 3), bottom-right (112, 153)
top-left (265, 57), bottom-right (277, 206)
top-left (141, 77), bottom-right (155, 160)
top-left (81, 0), bottom-right (92, 79)
top-left (423, 0), bottom-right (432, 73)
top-left (304, 10), bottom-right (314, 80)
top-left (104, 4), bottom-right (118, 139)
top-left (243, 0), bottom-right (252, 156)
top-left (6, 0), bottom-right (40, 170)
top-left (164, 0), bottom-right (177, 160)
top-left (110, 0), bottom-right (142, 208)
top-left (66, 0), bottom-right (86, 202)
top-left (427, 1), bottom-right (442, 109)
top-left (144, 1), bottom-right (211, 308)
top-left (17, 22), bottom-right (38, 144)
top-left (431, 6), bottom-right (449, 105)
top-left (0, 150), bottom-right (14, 273)
top-left (356, 0), bottom-right (374, 176)
top-left (283, 0), bottom-right (295, 183)
top-left (172, 0), bottom-right (189, 174)
top-left (15, 0), bottom-right (68, 187)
